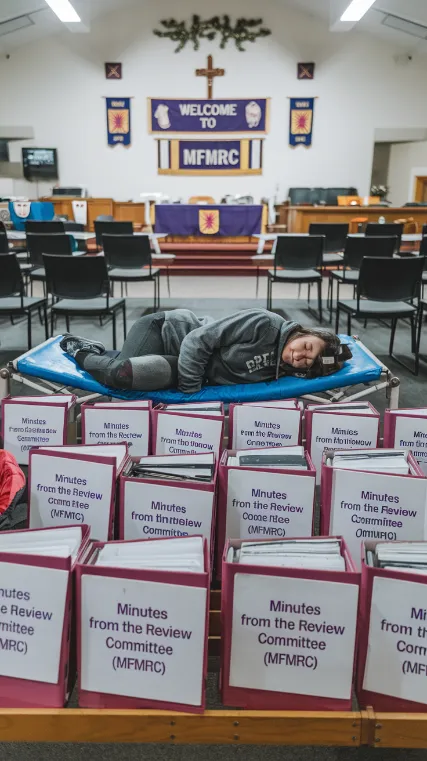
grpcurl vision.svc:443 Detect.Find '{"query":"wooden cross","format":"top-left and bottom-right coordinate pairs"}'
top-left (195, 55), bottom-right (225, 99)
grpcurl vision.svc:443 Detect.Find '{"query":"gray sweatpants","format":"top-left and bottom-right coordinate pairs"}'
top-left (78, 312), bottom-right (179, 390)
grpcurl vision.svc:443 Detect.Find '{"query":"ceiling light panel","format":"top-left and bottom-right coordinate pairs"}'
top-left (44, 0), bottom-right (80, 23)
top-left (341, 0), bottom-right (377, 23)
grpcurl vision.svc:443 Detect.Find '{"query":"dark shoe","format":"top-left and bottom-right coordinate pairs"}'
top-left (60, 334), bottom-right (106, 358)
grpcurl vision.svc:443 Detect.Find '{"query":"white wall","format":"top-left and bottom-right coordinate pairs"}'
top-left (2, 0), bottom-right (427, 202)
top-left (388, 141), bottom-right (427, 206)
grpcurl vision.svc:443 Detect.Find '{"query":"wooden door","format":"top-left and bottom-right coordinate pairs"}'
top-left (414, 176), bottom-right (427, 203)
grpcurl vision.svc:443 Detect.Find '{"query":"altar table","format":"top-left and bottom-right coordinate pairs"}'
top-left (154, 204), bottom-right (264, 238)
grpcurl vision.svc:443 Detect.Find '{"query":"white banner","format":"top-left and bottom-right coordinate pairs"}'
top-left (226, 468), bottom-right (314, 541)
top-left (80, 574), bottom-right (207, 705)
top-left (3, 403), bottom-right (67, 466)
top-left (123, 480), bottom-right (214, 549)
top-left (155, 414), bottom-right (222, 457)
top-left (0, 562), bottom-right (68, 684)
top-left (83, 407), bottom-right (149, 457)
top-left (394, 416), bottom-right (427, 476)
top-left (233, 406), bottom-right (300, 450)
top-left (363, 576), bottom-right (427, 703)
top-left (29, 453), bottom-right (115, 540)
top-left (310, 413), bottom-right (379, 483)
top-left (72, 200), bottom-right (87, 226)
top-left (229, 572), bottom-right (358, 699)
top-left (330, 469), bottom-right (427, 569)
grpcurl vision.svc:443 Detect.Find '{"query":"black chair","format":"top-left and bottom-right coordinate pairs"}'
top-left (43, 254), bottom-right (126, 349)
top-left (0, 221), bottom-right (9, 254)
top-left (328, 236), bottom-right (397, 321)
top-left (288, 187), bottom-right (357, 205)
top-left (417, 238), bottom-right (427, 298)
top-left (95, 220), bottom-right (133, 248)
top-left (0, 254), bottom-right (47, 349)
top-left (422, 224), bottom-right (427, 238)
top-left (308, 223), bottom-right (349, 270)
top-left (365, 223), bottom-right (403, 252)
top-left (103, 234), bottom-right (160, 310)
top-left (288, 188), bottom-right (313, 205)
top-left (336, 256), bottom-right (424, 374)
top-left (25, 221), bottom-right (65, 234)
top-left (323, 188), bottom-right (358, 205)
top-left (2, 220), bottom-right (27, 260)
top-left (63, 221), bottom-right (84, 232)
top-left (415, 298), bottom-right (427, 374)
top-left (267, 235), bottom-right (324, 321)
top-left (26, 233), bottom-right (73, 295)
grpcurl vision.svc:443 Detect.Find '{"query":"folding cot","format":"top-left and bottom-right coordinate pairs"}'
top-left (0, 334), bottom-right (399, 409)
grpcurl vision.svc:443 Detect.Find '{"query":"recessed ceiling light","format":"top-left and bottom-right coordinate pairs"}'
top-left (340, 0), bottom-right (377, 23)
top-left (44, 0), bottom-right (80, 23)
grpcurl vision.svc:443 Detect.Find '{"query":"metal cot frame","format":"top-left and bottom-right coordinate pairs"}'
top-left (0, 338), bottom-right (400, 411)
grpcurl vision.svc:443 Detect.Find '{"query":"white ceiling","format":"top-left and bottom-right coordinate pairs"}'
top-left (284, 0), bottom-right (427, 52)
top-left (1, 0), bottom-right (427, 53)
top-left (0, 0), bottom-right (127, 50)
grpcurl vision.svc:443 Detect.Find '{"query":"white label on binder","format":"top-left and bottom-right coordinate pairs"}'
top-left (233, 407), bottom-right (300, 450)
top-left (0, 562), bottom-right (68, 684)
top-left (394, 416), bottom-right (427, 476)
top-left (226, 469), bottom-right (314, 540)
top-left (80, 575), bottom-right (207, 705)
top-left (29, 454), bottom-right (115, 540)
top-left (229, 573), bottom-right (358, 699)
top-left (83, 408), bottom-right (149, 457)
top-left (330, 470), bottom-right (427, 570)
top-left (363, 576), bottom-right (427, 703)
top-left (155, 414), bottom-right (222, 457)
top-left (310, 413), bottom-right (379, 483)
top-left (123, 481), bottom-right (215, 550)
top-left (3, 403), bottom-right (67, 466)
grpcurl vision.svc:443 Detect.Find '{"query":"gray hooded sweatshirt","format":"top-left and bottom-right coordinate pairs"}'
top-left (161, 308), bottom-right (299, 394)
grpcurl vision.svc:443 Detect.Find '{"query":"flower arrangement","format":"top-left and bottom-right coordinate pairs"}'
top-left (370, 185), bottom-right (389, 199)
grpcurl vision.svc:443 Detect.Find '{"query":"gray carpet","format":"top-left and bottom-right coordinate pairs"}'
top-left (1, 744), bottom-right (425, 761)
top-left (0, 295), bottom-right (426, 758)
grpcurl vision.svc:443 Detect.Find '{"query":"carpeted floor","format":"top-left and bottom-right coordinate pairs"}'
top-left (0, 279), bottom-right (426, 759)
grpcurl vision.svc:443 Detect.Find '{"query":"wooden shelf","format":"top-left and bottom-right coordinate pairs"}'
top-left (372, 713), bottom-right (427, 748)
top-left (0, 706), bottom-right (424, 747)
top-left (0, 708), bottom-right (362, 745)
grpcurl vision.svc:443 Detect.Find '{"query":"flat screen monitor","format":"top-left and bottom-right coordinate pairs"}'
top-left (22, 148), bottom-right (58, 181)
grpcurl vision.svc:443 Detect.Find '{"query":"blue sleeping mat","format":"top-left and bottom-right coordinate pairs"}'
top-left (15, 335), bottom-right (382, 405)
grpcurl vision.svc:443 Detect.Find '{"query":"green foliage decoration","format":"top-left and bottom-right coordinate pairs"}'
top-left (153, 15), bottom-right (271, 52)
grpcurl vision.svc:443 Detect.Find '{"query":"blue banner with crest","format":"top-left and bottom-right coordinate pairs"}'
top-left (289, 97), bottom-right (314, 147)
top-left (106, 97), bottom-right (131, 146)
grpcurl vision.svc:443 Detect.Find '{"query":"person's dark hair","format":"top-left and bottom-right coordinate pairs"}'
top-left (288, 327), bottom-right (353, 378)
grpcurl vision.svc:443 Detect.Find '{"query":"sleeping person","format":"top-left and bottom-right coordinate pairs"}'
top-left (60, 308), bottom-right (352, 394)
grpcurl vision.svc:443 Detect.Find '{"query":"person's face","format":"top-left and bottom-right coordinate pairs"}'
top-left (281, 335), bottom-right (326, 371)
